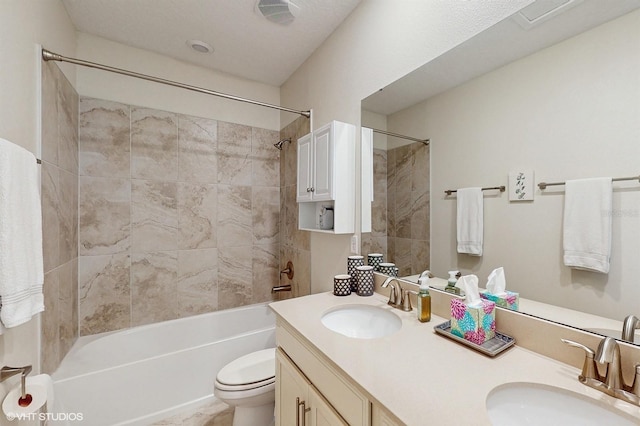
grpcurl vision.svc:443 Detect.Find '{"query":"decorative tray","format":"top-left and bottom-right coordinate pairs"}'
top-left (434, 320), bottom-right (515, 357)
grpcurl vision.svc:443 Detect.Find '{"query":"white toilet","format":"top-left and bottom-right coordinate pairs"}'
top-left (214, 348), bottom-right (276, 426)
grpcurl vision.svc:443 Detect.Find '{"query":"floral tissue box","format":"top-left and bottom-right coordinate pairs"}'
top-left (450, 298), bottom-right (496, 345)
top-left (480, 290), bottom-right (519, 311)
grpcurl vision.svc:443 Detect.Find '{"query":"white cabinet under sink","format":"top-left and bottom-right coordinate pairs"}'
top-left (275, 317), bottom-right (404, 426)
top-left (296, 120), bottom-right (355, 234)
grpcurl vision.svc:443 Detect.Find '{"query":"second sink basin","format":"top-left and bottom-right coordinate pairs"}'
top-left (321, 304), bottom-right (401, 339)
top-left (486, 382), bottom-right (638, 426)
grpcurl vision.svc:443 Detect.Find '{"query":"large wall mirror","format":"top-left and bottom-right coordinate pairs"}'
top-left (361, 0), bottom-right (640, 344)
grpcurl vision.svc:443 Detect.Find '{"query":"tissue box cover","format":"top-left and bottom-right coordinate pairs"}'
top-left (450, 298), bottom-right (496, 345)
top-left (480, 290), bottom-right (519, 311)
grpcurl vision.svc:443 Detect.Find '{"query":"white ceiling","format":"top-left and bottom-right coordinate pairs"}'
top-left (362, 0), bottom-right (640, 116)
top-left (61, 0), bottom-right (362, 86)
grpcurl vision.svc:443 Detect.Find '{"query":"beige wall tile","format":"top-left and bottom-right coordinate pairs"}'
top-left (252, 187), bottom-right (280, 245)
top-left (218, 246), bottom-right (252, 309)
top-left (57, 70), bottom-right (79, 175)
top-left (217, 121), bottom-right (252, 185)
top-left (217, 185), bottom-right (252, 247)
top-left (177, 248), bottom-right (218, 317)
top-left (252, 244), bottom-right (278, 303)
top-left (79, 176), bottom-right (131, 255)
top-left (131, 251), bottom-right (178, 326)
top-left (79, 97), bottom-right (131, 178)
top-left (79, 254), bottom-right (131, 335)
top-left (252, 127), bottom-right (280, 187)
top-left (178, 182), bottom-right (217, 249)
top-left (41, 162), bottom-right (60, 273)
top-left (58, 260), bottom-right (78, 359)
top-left (41, 269), bottom-right (60, 374)
top-left (131, 180), bottom-right (178, 252)
top-left (178, 115), bottom-right (217, 183)
top-left (41, 62), bottom-right (58, 165)
top-left (131, 108), bottom-right (178, 180)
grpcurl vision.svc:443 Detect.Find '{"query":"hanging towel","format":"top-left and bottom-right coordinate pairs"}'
top-left (0, 138), bottom-right (44, 328)
top-left (563, 177), bottom-right (613, 274)
top-left (456, 187), bottom-right (483, 256)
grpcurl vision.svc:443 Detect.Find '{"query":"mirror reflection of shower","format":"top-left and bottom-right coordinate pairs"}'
top-left (273, 137), bottom-right (291, 150)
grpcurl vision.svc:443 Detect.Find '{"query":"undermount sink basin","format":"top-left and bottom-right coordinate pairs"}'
top-left (486, 382), bottom-right (638, 426)
top-left (321, 304), bottom-right (401, 339)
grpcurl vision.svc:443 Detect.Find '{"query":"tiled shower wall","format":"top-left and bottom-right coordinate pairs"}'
top-left (362, 142), bottom-right (430, 276)
top-left (40, 61), bottom-right (79, 373)
top-left (277, 117), bottom-right (311, 299)
top-left (77, 97), bottom-right (282, 335)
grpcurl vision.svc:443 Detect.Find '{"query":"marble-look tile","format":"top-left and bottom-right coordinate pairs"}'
top-left (131, 108), bottom-right (178, 181)
top-left (79, 176), bottom-right (131, 255)
top-left (79, 97), bottom-right (131, 178)
top-left (394, 238), bottom-right (412, 277)
top-left (58, 260), bottom-right (78, 359)
top-left (132, 180), bottom-right (177, 252)
top-left (79, 254), bottom-right (131, 335)
top-left (41, 62), bottom-right (59, 165)
top-left (178, 183), bottom-right (217, 249)
top-left (368, 237), bottom-right (388, 260)
top-left (41, 268), bottom-right (60, 374)
top-left (131, 251), bottom-right (178, 326)
top-left (41, 162), bottom-right (60, 272)
top-left (178, 115), bottom-right (217, 183)
top-left (411, 190), bottom-right (430, 241)
top-left (217, 185), bottom-right (252, 247)
top-left (252, 127), bottom-right (280, 187)
top-left (58, 169), bottom-right (78, 264)
top-left (152, 399), bottom-right (232, 426)
top-left (252, 244), bottom-right (278, 303)
top-left (292, 248), bottom-right (311, 298)
top-left (57, 66), bottom-right (79, 175)
top-left (177, 248), bottom-right (218, 317)
top-left (394, 181), bottom-right (412, 239)
top-left (252, 187), bottom-right (279, 245)
top-left (218, 246), bottom-right (252, 309)
top-left (412, 239), bottom-right (430, 276)
top-left (411, 142), bottom-right (430, 194)
top-left (217, 121), bottom-right (251, 185)
top-left (371, 194), bottom-right (387, 237)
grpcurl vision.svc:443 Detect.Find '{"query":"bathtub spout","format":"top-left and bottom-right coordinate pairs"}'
top-left (272, 285), bottom-right (292, 293)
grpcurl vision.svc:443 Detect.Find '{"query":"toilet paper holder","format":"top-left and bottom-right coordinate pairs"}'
top-left (1, 365), bottom-right (32, 400)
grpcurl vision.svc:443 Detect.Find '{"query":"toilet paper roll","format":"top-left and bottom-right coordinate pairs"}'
top-left (2, 374), bottom-right (53, 416)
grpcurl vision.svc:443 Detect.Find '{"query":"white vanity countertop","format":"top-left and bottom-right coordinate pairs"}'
top-left (270, 292), bottom-right (640, 425)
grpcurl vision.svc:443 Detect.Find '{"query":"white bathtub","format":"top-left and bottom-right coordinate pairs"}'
top-left (52, 303), bottom-right (276, 426)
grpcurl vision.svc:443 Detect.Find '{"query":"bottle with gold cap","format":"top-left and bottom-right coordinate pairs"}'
top-left (416, 274), bottom-right (431, 323)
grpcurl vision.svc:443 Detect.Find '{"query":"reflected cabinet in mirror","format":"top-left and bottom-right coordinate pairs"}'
top-left (360, 1), bottom-right (640, 344)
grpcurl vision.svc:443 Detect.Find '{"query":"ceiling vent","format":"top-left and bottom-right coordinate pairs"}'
top-left (513, 0), bottom-right (583, 29)
top-left (256, 0), bottom-right (300, 25)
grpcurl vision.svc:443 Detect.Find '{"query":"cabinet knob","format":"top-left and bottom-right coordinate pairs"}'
top-left (310, 187), bottom-right (314, 192)
top-left (306, 188), bottom-right (311, 192)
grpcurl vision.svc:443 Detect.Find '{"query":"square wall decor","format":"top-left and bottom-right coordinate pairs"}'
top-left (509, 170), bottom-right (534, 201)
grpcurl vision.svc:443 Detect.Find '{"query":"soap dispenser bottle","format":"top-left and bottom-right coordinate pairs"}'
top-left (446, 270), bottom-right (461, 295)
top-left (417, 276), bottom-right (431, 323)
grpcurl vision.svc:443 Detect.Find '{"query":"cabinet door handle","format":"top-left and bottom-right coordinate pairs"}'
top-left (306, 187), bottom-right (311, 192)
top-left (310, 187), bottom-right (314, 192)
top-left (296, 397), bottom-right (310, 426)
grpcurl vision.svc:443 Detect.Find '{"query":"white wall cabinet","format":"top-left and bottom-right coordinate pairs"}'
top-left (296, 120), bottom-right (355, 234)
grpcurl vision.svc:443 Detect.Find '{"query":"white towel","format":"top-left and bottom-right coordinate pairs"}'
top-left (563, 177), bottom-right (612, 274)
top-left (0, 138), bottom-right (44, 328)
top-left (456, 187), bottom-right (483, 256)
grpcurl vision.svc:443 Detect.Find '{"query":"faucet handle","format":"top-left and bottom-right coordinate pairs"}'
top-left (561, 339), bottom-right (599, 381)
top-left (402, 289), bottom-right (417, 312)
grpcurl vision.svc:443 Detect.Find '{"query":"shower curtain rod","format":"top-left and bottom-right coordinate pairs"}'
top-left (41, 48), bottom-right (311, 118)
top-left (371, 128), bottom-right (430, 145)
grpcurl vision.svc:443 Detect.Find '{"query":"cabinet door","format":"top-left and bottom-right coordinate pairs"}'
top-left (276, 349), bottom-right (310, 426)
top-left (312, 124), bottom-right (333, 201)
top-left (297, 133), bottom-right (313, 202)
top-left (309, 386), bottom-right (349, 426)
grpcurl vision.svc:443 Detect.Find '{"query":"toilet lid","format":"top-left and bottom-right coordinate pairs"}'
top-left (216, 348), bottom-right (276, 386)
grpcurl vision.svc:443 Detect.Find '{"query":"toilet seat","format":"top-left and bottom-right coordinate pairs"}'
top-left (215, 348), bottom-right (276, 391)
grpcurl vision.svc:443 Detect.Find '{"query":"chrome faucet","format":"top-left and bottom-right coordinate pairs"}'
top-left (381, 277), bottom-right (414, 312)
top-left (563, 336), bottom-right (640, 406)
top-left (381, 276), bottom-right (401, 307)
top-left (622, 315), bottom-right (640, 343)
